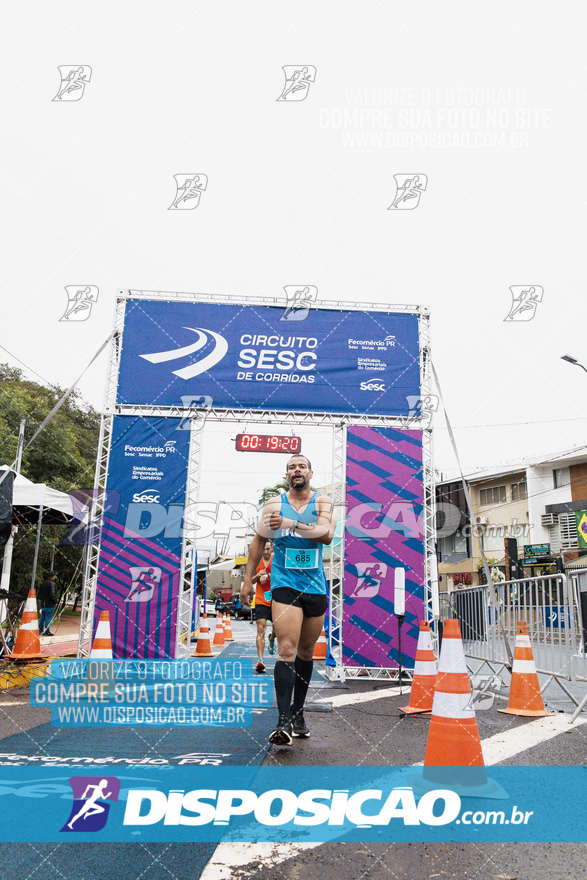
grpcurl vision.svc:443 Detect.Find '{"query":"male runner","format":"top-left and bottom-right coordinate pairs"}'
top-left (242, 455), bottom-right (336, 745)
top-left (250, 540), bottom-right (275, 673)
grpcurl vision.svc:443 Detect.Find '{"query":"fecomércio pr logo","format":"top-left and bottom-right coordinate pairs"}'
top-left (139, 327), bottom-right (228, 379)
top-left (61, 776), bottom-right (120, 832)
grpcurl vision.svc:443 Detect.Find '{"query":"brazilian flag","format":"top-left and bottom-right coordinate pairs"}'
top-left (576, 511), bottom-right (587, 548)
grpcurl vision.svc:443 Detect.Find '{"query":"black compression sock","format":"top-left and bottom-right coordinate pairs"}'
top-left (292, 657), bottom-right (313, 715)
top-left (274, 660), bottom-right (296, 717)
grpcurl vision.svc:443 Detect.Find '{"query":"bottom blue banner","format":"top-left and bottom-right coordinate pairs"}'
top-left (0, 766), bottom-right (584, 842)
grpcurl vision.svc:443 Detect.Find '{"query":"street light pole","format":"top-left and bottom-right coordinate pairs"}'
top-left (561, 355), bottom-right (587, 374)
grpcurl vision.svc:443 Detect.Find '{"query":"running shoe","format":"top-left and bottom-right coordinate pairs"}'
top-left (290, 707), bottom-right (310, 738)
top-left (267, 635), bottom-right (276, 655)
top-left (255, 660), bottom-right (266, 674)
top-left (268, 714), bottom-right (293, 746)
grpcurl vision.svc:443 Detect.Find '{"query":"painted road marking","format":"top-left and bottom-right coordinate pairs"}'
top-left (481, 713), bottom-right (587, 764)
top-left (315, 686), bottom-right (407, 707)
top-left (200, 700), bottom-right (587, 879)
top-left (201, 843), bottom-right (321, 879)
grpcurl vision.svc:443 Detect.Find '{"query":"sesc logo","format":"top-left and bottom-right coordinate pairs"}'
top-left (132, 492), bottom-right (160, 504)
top-left (360, 381), bottom-right (386, 392)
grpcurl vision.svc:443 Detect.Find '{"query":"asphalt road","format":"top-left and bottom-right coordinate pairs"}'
top-left (1, 618), bottom-right (586, 880)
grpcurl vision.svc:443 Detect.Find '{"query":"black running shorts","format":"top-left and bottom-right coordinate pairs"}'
top-left (271, 587), bottom-right (328, 618)
top-left (253, 604), bottom-right (272, 622)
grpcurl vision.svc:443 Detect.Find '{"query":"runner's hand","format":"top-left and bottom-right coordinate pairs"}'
top-left (264, 512), bottom-right (285, 531)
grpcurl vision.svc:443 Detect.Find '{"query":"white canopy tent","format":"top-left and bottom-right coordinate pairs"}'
top-left (0, 465), bottom-right (74, 525)
top-left (0, 467), bottom-right (74, 617)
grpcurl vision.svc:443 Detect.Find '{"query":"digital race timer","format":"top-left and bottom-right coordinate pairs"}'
top-left (235, 434), bottom-right (302, 453)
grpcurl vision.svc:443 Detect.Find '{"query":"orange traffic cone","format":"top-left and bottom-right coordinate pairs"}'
top-left (212, 612), bottom-right (226, 648)
top-left (499, 621), bottom-right (555, 717)
top-left (399, 620), bottom-right (436, 715)
top-left (313, 627), bottom-right (327, 660)
top-left (424, 619), bottom-right (485, 776)
top-left (8, 588), bottom-right (43, 660)
top-left (223, 613), bottom-right (234, 642)
top-left (90, 610), bottom-right (113, 658)
top-left (191, 614), bottom-right (215, 658)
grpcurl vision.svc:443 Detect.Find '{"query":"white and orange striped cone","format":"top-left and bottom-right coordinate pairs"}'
top-left (499, 621), bottom-right (555, 717)
top-left (417, 619), bottom-right (507, 799)
top-left (313, 627), bottom-right (328, 660)
top-left (191, 614), bottom-right (215, 658)
top-left (399, 620), bottom-right (436, 715)
top-left (424, 619), bottom-right (484, 771)
top-left (90, 610), bottom-right (113, 659)
top-left (212, 611), bottom-right (226, 648)
top-left (8, 588), bottom-right (43, 661)
top-left (223, 613), bottom-right (234, 642)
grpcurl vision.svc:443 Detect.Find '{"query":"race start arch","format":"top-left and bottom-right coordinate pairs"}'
top-left (79, 290), bottom-right (435, 680)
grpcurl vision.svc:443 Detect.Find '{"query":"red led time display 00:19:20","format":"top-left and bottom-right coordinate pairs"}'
top-left (234, 434), bottom-right (302, 453)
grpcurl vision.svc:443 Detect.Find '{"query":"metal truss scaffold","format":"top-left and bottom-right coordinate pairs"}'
top-left (78, 295), bottom-right (126, 656)
top-left (80, 291), bottom-right (434, 669)
top-left (175, 413), bottom-right (207, 657)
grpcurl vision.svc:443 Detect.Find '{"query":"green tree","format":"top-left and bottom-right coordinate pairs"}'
top-left (258, 479), bottom-right (289, 507)
top-left (0, 364), bottom-right (100, 601)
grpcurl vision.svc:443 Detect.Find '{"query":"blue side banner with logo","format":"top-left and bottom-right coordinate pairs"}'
top-left (0, 766), bottom-right (584, 842)
top-left (116, 300), bottom-right (420, 415)
top-left (95, 415), bottom-right (190, 659)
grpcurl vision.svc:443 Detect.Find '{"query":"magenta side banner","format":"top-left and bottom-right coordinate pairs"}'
top-left (95, 416), bottom-right (190, 658)
top-left (343, 426), bottom-right (425, 668)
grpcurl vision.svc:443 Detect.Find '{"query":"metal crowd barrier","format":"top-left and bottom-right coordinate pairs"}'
top-left (442, 574), bottom-right (579, 686)
top-left (567, 570), bottom-right (587, 683)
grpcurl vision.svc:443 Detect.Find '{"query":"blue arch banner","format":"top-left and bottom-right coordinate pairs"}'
top-left (116, 300), bottom-right (420, 415)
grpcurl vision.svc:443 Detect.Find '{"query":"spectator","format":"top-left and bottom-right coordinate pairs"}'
top-left (37, 571), bottom-right (58, 636)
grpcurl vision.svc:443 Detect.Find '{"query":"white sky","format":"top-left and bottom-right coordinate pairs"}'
top-left (3, 2), bottom-right (587, 497)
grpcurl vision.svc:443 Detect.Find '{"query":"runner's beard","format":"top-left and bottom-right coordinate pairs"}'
top-left (290, 475), bottom-right (307, 490)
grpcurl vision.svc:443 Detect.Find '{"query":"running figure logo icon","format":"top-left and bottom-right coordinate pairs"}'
top-left (280, 286), bottom-right (318, 322)
top-left (52, 66), bottom-right (92, 101)
top-left (59, 286), bottom-right (99, 322)
top-left (61, 776), bottom-right (120, 832)
top-left (504, 286), bottom-right (544, 322)
top-left (169, 174), bottom-right (208, 209)
top-left (277, 66), bottom-right (316, 101)
top-left (350, 562), bottom-right (388, 599)
top-left (388, 174), bottom-right (428, 210)
top-left (127, 566), bottom-right (162, 603)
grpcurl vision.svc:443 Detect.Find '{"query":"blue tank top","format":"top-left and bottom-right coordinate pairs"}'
top-left (272, 493), bottom-right (326, 595)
